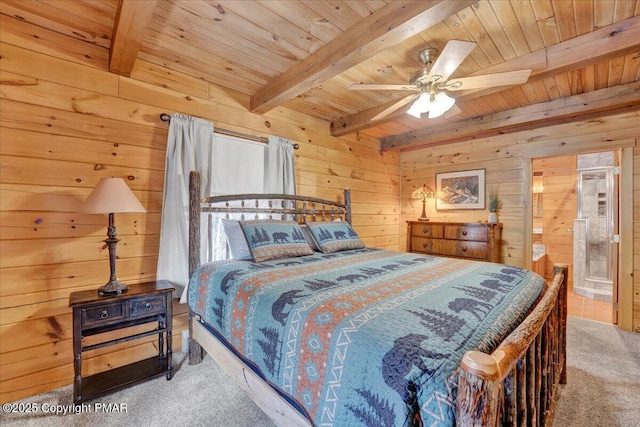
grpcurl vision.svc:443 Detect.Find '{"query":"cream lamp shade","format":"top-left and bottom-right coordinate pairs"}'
top-left (81, 177), bottom-right (146, 214)
top-left (81, 177), bottom-right (146, 296)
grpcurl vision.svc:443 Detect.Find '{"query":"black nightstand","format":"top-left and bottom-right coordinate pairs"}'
top-left (69, 281), bottom-right (174, 404)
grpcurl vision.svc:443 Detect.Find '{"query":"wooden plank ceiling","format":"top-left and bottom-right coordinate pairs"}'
top-left (2, 0), bottom-right (639, 150)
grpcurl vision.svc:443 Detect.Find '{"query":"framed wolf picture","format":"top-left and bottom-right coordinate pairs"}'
top-left (436, 169), bottom-right (485, 210)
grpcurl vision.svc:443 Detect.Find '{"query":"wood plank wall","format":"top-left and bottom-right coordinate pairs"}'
top-left (532, 155), bottom-right (577, 285)
top-left (400, 112), bottom-right (639, 332)
top-left (0, 16), bottom-right (400, 403)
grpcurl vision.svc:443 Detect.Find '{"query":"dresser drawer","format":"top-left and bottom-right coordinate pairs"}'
top-left (82, 301), bottom-right (125, 327)
top-left (443, 225), bottom-right (487, 242)
top-left (130, 295), bottom-right (166, 318)
top-left (411, 237), bottom-right (436, 253)
top-left (411, 237), bottom-right (488, 260)
top-left (411, 237), bottom-right (454, 254)
top-left (410, 223), bottom-right (444, 238)
top-left (446, 241), bottom-right (488, 259)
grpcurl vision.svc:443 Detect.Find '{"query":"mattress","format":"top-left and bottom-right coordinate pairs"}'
top-left (188, 248), bottom-right (545, 426)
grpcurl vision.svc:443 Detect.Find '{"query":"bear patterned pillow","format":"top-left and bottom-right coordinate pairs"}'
top-left (305, 222), bottom-right (365, 254)
top-left (239, 219), bottom-right (314, 262)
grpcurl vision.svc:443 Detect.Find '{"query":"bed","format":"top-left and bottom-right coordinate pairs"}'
top-left (186, 171), bottom-right (568, 427)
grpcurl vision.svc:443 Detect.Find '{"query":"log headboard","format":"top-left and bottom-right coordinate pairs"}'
top-left (187, 170), bottom-right (351, 278)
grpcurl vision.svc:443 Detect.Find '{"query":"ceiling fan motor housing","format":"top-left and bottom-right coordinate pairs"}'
top-left (418, 47), bottom-right (439, 67)
top-left (410, 47), bottom-right (440, 88)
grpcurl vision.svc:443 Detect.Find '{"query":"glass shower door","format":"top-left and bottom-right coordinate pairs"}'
top-left (577, 168), bottom-right (613, 282)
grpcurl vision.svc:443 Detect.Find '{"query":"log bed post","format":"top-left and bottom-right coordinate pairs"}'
top-left (344, 188), bottom-right (351, 224)
top-left (456, 263), bottom-right (568, 426)
top-left (188, 171), bottom-right (205, 364)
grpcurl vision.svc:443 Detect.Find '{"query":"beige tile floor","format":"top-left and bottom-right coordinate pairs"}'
top-left (567, 287), bottom-right (613, 323)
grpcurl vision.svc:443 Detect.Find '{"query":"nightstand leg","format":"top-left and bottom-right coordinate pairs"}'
top-left (166, 294), bottom-right (173, 380)
top-left (158, 316), bottom-right (164, 358)
top-left (72, 308), bottom-right (82, 403)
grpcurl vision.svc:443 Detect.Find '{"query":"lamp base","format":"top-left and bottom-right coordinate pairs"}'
top-left (417, 218), bottom-right (430, 222)
top-left (98, 279), bottom-right (129, 297)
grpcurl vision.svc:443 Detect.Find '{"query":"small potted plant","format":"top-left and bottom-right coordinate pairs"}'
top-left (488, 190), bottom-right (501, 223)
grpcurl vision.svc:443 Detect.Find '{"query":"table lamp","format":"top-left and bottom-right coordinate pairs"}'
top-left (411, 184), bottom-right (435, 221)
top-left (81, 177), bottom-right (146, 296)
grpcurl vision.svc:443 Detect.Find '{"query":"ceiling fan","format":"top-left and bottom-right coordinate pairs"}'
top-left (349, 40), bottom-right (531, 121)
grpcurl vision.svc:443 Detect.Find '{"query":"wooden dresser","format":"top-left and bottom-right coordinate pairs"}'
top-left (406, 221), bottom-right (502, 263)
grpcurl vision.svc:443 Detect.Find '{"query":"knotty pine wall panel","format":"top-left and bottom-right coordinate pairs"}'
top-left (0, 18), bottom-right (399, 403)
top-left (532, 155), bottom-right (577, 287)
top-left (635, 148), bottom-right (640, 332)
top-left (400, 111), bottom-right (639, 333)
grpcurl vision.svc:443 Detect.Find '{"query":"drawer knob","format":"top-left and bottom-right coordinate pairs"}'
top-left (145, 303), bottom-right (153, 311)
top-left (462, 246), bottom-right (468, 252)
top-left (100, 310), bottom-right (109, 319)
top-left (462, 230), bottom-right (468, 236)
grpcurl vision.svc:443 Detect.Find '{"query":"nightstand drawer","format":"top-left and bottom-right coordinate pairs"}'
top-left (82, 302), bottom-right (125, 327)
top-left (443, 225), bottom-right (487, 241)
top-left (130, 295), bottom-right (166, 318)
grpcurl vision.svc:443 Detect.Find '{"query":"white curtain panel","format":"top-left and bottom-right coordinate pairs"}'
top-left (157, 114), bottom-right (215, 298)
top-left (264, 135), bottom-right (296, 194)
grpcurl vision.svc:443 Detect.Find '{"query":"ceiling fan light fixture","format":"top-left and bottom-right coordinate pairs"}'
top-left (407, 91), bottom-right (455, 119)
top-left (427, 92), bottom-right (455, 118)
top-left (407, 93), bottom-right (431, 118)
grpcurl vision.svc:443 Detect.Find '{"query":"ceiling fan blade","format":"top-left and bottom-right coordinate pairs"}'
top-left (427, 40), bottom-right (477, 83)
top-left (371, 93), bottom-right (419, 121)
top-left (349, 83), bottom-right (420, 91)
top-left (445, 69), bottom-right (532, 91)
top-left (443, 104), bottom-right (462, 119)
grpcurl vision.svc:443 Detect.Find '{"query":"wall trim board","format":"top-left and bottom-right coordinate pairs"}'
top-left (620, 146), bottom-right (635, 331)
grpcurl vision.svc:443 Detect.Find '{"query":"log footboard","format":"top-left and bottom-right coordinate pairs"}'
top-left (188, 310), bottom-right (205, 365)
top-left (456, 263), bottom-right (568, 426)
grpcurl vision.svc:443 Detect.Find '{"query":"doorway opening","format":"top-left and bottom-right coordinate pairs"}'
top-left (531, 150), bottom-right (619, 324)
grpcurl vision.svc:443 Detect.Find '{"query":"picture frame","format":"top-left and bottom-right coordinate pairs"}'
top-left (436, 169), bottom-right (485, 210)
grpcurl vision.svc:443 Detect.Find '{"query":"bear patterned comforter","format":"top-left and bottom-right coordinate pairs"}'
top-left (188, 248), bottom-right (545, 427)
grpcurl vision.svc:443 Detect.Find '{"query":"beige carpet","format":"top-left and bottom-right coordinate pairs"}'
top-left (2, 316), bottom-right (638, 426)
top-left (552, 316), bottom-right (640, 427)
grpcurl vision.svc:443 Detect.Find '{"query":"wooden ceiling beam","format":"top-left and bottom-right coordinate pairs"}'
top-left (109, 0), bottom-right (158, 77)
top-left (331, 15), bottom-right (640, 137)
top-left (380, 81), bottom-right (640, 151)
top-left (250, 0), bottom-right (476, 115)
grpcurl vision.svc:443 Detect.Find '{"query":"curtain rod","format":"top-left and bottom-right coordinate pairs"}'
top-left (159, 113), bottom-right (299, 149)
